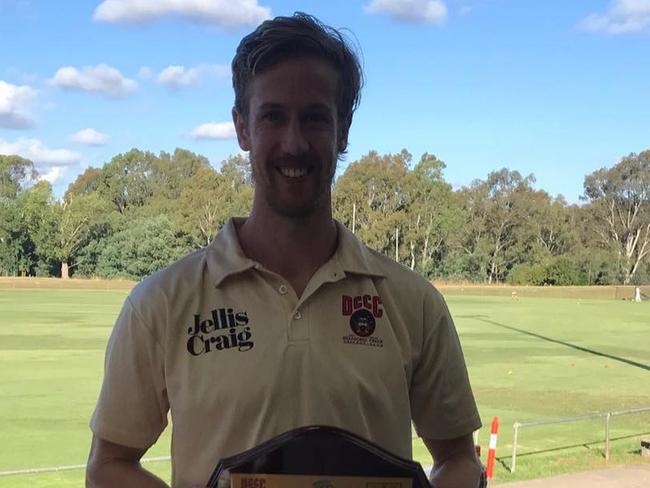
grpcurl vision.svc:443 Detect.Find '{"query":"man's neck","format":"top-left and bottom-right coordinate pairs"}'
top-left (237, 207), bottom-right (338, 297)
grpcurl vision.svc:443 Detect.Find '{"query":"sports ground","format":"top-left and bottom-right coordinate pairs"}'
top-left (0, 280), bottom-right (649, 487)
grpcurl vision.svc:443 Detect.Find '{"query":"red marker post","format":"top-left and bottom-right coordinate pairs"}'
top-left (485, 417), bottom-right (499, 481)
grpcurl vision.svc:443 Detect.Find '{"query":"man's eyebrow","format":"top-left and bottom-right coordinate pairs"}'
top-left (258, 103), bottom-right (284, 111)
top-left (304, 103), bottom-right (333, 112)
top-left (304, 103), bottom-right (333, 115)
top-left (257, 103), bottom-right (332, 111)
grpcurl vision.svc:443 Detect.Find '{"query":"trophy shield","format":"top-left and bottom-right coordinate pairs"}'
top-left (206, 425), bottom-right (431, 488)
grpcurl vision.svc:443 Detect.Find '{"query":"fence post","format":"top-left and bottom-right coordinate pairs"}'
top-left (511, 422), bottom-right (519, 473)
top-left (605, 412), bottom-right (611, 461)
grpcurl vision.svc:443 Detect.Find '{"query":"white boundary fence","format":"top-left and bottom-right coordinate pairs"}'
top-left (0, 455), bottom-right (170, 478)
top-left (0, 455), bottom-right (434, 480)
top-left (510, 406), bottom-right (650, 473)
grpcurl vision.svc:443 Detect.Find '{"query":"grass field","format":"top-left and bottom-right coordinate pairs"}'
top-left (1, 283), bottom-right (649, 487)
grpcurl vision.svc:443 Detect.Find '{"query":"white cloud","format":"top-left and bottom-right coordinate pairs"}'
top-left (93, 0), bottom-right (271, 28)
top-left (579, 0), bottom-right (650, 34)
top-left (41, 166), bottom-right (66, 184)
top-left (0, 137), bottom-right (82, 184)
top-left (365, 0), bottom-right (448, 25)
top-left (70, 128), bottom-right (110, 146)
top-left (49, 64), bottom-right (137, 98)
top-left (156, 64), bottom-right (230, 88)
top-left (0, 80), bottom-right (37, 129)
top-left (157, 65), bottom-right (200, 87)
top-left (191, 122), bottom-right (236, 140)
top-left (0, 138), bottom-right (82, 166)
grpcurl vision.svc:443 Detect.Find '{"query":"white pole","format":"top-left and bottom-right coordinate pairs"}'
top-left (352, 202), bottom-right (356, 234)
top-left (605, 412), bottom-right (611, 461)
top-left (395, 227), bottom-right (399, 261)
top-left (511, 422), bottom-right (519, 473)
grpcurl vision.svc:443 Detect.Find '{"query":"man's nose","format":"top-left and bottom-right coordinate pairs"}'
top-left (281, 119), bottom-right (309, 155)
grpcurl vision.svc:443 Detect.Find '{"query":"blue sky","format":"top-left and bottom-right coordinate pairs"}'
top-left (1, 0), bottom-right (649, 203)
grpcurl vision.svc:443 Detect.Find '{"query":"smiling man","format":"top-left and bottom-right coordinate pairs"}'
top-left (86, 13), bottom-right (483, 488)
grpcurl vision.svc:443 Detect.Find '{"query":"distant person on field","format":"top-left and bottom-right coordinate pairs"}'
top-left (86, 12), bottom-right (482, 488)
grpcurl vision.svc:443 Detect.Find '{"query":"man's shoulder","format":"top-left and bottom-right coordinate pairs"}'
top-left (354, 245), bottom-right (450, 342)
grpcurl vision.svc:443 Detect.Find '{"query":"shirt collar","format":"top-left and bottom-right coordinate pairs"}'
top-left (208, 218), bottom-right (386, 288)
top-left (208, 218), bottom-right (258, 288)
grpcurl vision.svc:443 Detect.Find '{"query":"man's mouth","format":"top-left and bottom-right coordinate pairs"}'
top-left (278, 167), bottom-right (311, 178)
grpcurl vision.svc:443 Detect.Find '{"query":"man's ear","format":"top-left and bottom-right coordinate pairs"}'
top-left (232, 108), bottom-right (251, 151)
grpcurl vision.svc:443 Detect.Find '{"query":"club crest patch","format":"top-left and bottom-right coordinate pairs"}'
top-left (342, 294), bottom-right (383, 347)
top-left (350, 309), bottom-right (375, 337)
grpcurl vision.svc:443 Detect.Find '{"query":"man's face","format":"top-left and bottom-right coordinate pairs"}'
top-left (233, 57), bottom-right (349, 219)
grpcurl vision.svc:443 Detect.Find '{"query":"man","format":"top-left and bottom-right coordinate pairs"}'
top-left (86, 13), bottom-right (482, 488)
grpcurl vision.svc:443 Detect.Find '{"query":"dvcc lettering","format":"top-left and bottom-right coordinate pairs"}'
top-left (341, 294), bottom-right (383, 318)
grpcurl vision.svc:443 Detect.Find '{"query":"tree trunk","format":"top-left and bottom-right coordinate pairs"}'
top-left (61, 261), bottom-right (70, 279)
top-left (395, 227), bottom-right (399, 262)
top-left (488, 240), bottom-right (500, 284)
top-left (421, 235), bottom-right (430, 272)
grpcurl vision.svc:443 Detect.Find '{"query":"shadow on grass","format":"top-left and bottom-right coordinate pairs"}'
top-left (494, 431), bottom-right (650, 471)
top-left (459, 315), bottom-right (650, 372)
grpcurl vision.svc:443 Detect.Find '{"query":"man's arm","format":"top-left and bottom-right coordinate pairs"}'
top-left (86, 435), bottom-right (169, 488)
top-left (423, 433), bottom-right (483, 488)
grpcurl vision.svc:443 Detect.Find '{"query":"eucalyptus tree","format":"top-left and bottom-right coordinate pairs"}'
top-left (333, 150), bottom-right (412, 261)
top-left (403, 153), bottom-right (462, 274)
top-left (0, 155), bottom-right (38, 275)
top-left (53, 192), bottom-right (112, 278)
top-left (176, 154), bottom-right (253, 247)
top-left (583, 151), bottom-right (650, 284)
top-left (0, 155), bottom-right (37, 198)
top-left (457, 169), bottom-right (537, 283)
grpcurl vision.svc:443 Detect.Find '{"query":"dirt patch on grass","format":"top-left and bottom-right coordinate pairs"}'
top-left (2, 277), bottom-right (647, 299)
top-left (0, 277), bottom-right (136, 290)
top-left (435, 284), bottom-right (650, 300)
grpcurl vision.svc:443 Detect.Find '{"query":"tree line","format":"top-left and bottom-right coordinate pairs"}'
top-left (1, 148), bottom-right (649, 285)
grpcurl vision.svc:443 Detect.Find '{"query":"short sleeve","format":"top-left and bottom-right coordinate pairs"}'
top-left (410, 288), bottom-right (481, 440)
top-left (90, 296), bottom-right (169, 449)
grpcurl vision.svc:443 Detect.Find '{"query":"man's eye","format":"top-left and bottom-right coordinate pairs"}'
top-left (306, 113), bottom-right (330, 124)
top-left (262, 111), bottom-right (282, 122)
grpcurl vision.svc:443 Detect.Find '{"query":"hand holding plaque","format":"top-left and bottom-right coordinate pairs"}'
top-left (207, 426), bottom-right (431, 488)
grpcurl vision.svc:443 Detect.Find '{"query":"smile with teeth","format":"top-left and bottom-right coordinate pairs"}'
top-left (278, 167), bottom-right (310, 178)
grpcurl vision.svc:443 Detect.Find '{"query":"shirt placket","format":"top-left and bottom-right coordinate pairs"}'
top-left (257, 258), bottom-right (346, 344)
top-left (275, 280), bottom-right (309, 343)
top-left (289, 259), bottom-right (347, 343)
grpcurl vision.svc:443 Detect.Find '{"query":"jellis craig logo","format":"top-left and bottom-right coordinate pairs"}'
top-left (186, 308), bottom-right (253, 356)
top-left (341, 294), bottom-right (384, 347)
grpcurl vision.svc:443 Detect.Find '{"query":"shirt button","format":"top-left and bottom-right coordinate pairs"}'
top-left (278, 284), bottom-right (288, 295)
top-left (294, 310), bottom-right (302, 320)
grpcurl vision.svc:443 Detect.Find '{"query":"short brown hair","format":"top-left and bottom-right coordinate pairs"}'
top-left (232, 12), bottom-right (363, 152)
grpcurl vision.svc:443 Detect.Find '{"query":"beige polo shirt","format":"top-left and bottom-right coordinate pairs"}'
top-left (91, 218), bottom-right (481, 487)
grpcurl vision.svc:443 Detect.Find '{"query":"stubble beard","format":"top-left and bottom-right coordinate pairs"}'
top-left (250, 150), bottom-right (337, 220)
